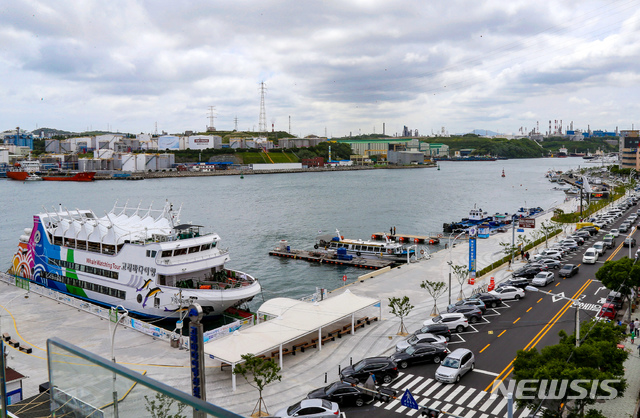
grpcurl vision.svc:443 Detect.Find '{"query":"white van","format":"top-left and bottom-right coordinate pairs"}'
top-left (582, 248), bottom-right (599, 264)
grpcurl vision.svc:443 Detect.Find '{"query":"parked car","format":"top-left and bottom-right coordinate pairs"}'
top-left (274, 399), bottom-right (340, 418)
top-left (536, 258), bottom-right (562, 270)
top-left (575, 230), bottom-right (591, 239)
top-left (396, 332), bottom-right (447, 352)
top-left (531, 271), bottom-right (555, 287)
top-left (446, 305), bottom-right (483, 324)
top-left (596, 303), bottom-right (618, 321)
top-left (605, 291), bottom-right (624, 310)
top-left (593, 241), bottom-right (606, 255)
top-left (339, 357), bottom-right (399, 385)
top-left (489, 285), bottom-right (525, 300)
top-left (624, 237), bottom-right (637, 247)
top-left (435, 348), bottom-right (475, 384)
top-left (497, 277), bottom-right (531, 290)
top-left (468, 292), bottom-right (502, 308)
top-left (307, 381), bottom-right (372, 407)
top-left (582, 248), bottom-right (599, 264)
top-left (512, 265), bottom-right (546, 279)
top-left (532, 249), bottom-right (563, 261)
top-left (448, 298), bottom-right (487, 314)
top-left (422, 313), bottom-right (469, 333)
top-left (568, 235), bottom-right (585, 245)
top-left (412, 323), bottom-right (452, 341)
top-left (390, 343), bottom-right (449, 369)
top-left (577, 226), bottom-right (599, 236)
top-left (558, 242), bottom-right (579, 252)
top-left (558, 264), bottom-right (579, 278)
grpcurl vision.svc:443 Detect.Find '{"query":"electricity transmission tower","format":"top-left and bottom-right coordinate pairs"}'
top-left (258, 82), bottom-right (267, 133)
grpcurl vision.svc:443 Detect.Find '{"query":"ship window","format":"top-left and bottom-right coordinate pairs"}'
top-left (173, 248), bottom-right (188, 256)
top-left (154, 297), bottom-right (160, 308)
top-left (161, 250), bottom-right (172, 258)
top-left (158, 275), bottom-right (166, 286)
top-left (188, 246), bottom-right (200, 254)
top-left (200, 243), bottom-right (211, 251)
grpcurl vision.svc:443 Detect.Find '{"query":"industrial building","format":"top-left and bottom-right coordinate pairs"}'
top-left (620, 130), bottom-right (640, 169)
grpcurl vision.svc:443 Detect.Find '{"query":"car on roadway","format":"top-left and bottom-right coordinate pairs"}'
top-left (396, 332), bottom-right (447, 352)
top-left (446, 305), bottom-right (483, 324)
top-left (582, 247), bottom-right (599, 264)
top-left (435, 348), bottom-right (475, 384)
top-left (531, 271), bottom-right (555, 287)
top-left (448, 298), bottom-right (487, 314)
top-left (624, 237), bottom-right (637, 247)
top-left (307, 381), bottom-right (373, 407)
top-left (422, 313), bottom-right (469, 333)
top-left (620, 223), bottom-right (630, 233)
top-left (610, 229), bottom-right (620, 237)
top-left (489, 285), bottom-right (525, 300)
top-left (512, 265), bottom-right (546, 279)
top-left (468, 292), bottom-right (503, 308)
top-left (536, 258), bottom-right (562, 270)
top-left (603, 235), bottom-right (616, 249)
top-left (339, 357), bottom-right (399, 385)
top-left (412, 323), bottom-right (452, 341)
top-left (274, 399), bottom-right (340, 418)
top-left (390, 343), bottom-right (449, 369)
top-left (497, 277), bottom-right (531, 290)
top-left (593, 241), bottom-right (606, 256)
top-left (558, 264), bottom-right (579, 278)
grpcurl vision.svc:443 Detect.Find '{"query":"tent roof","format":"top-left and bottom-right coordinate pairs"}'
top-left (203, 290), bottom-right (379, 365)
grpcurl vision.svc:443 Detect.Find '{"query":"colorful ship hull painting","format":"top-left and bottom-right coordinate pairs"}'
top-left (8, 201), bottom-right (260, 319)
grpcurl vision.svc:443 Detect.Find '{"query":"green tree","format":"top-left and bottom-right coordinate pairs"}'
top-left (512, 320), bottom-right (627, 418)
top-left (233, 353), bottom-right (282, 417)
top-left (389, 296), bottom-right (414, 335)
top-left (499, 241), bottom-right (518, 269)
top-left (144, 393), bottom-right (187, 418)
top-left (420, 280), bottom-right (447, 316)
top-left (595, 257), bottom-right (640, 322)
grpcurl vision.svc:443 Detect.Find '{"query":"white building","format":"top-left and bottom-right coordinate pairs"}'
top-left (0, 148), bottom-right (9, 164)
top-left (183, 135), bottom-right (222, 150)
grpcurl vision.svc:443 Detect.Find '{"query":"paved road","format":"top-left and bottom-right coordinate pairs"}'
top-left (342, 204), bottom-right (638, 418)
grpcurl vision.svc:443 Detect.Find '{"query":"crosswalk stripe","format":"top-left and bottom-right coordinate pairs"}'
top-left (429, 400), bottom-right (442, 409)
top-left (478, 413), bottom-right (489, 418)
top-left (444, 385), bottom-right (465, 402)
top-left (433, 383), bottom-right (456, 399)
top-left (412, 378), bottom-right (433, 394)
top-left (451, 406), bottom-right (465, 416)
top-left (403, 375), bottom-right (424, 391)
top-left (441, 403), bottom-right (454, 412)
top-left (421, 381), bottom-right (444, 397)
top-left (462, 410), bottom-right (477, 418)
top-left (490, 397), bottom-right (508, 415)
top-left (406, 408), bottom-right (418, 416)
top-left (478, 395), bottom-right (498, 412)
top-left (392, 374), bottom-right (415, 389)
top-left (519, 407), bottom-right (533, 417)
top-left (384, 399), bottom-right (401, 410)
top-left (455, 387), bottom-right (476, 405)
top-left (467, 391), bottom-right (486, 409)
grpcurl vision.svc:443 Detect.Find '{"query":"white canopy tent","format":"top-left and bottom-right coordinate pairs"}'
top-left (203, 289), bottom-right (381, 390)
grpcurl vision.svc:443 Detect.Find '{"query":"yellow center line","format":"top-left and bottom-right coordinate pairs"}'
top-left (498, 330), bottom-right (506, 337)
top-left (479, 344), bottom-right (490, 353)
top-left (526, 307), bottom-right (532, 312)
top-left (513, 317), bottom-right (520, 324)
top-left (537, 298), bottom-right (543, 303)
top-left (484, 279), bottom-right (593, 393)
top-left (555, 283), bottom-right (560, 287)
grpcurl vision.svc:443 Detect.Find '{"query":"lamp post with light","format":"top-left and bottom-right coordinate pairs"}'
top-left (109, 305), bottom-right (129, 418)
top-left (525, 286), bottom-right (581, 347)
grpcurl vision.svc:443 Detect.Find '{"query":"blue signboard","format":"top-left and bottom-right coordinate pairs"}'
top-left (469, 237), bottom-right (477, 275)
top-left (401, 390), bottom-right (419, 409)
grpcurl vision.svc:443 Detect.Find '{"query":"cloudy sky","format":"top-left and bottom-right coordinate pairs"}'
top-left (1, 0), bottom-right (639, 137)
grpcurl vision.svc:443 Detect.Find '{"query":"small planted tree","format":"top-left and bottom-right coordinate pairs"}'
top-left (389, 296), bottom-right (414, 336)
top-left (233, 353), bottom-right (282, 417)
top-left (448, 261), bottom-right (469, 300)
top-left (420, 280), bottom-right (447, 316)
top-left (499, 241), bottom-right (518, 269)
top-left (144, 393), bottom-right (187, 418)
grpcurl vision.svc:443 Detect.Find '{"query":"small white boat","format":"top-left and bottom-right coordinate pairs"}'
top-left (24, 174), bottom-right (42, 181)
top-left (315, 229), bottom-right (413, 261)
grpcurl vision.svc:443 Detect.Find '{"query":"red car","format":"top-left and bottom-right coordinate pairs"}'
top-left (597, 303), bottom-right (617, 321)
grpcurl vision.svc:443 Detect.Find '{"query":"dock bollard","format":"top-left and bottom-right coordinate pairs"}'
top-left (338, 365), bottom-right (341, 374)
top-left (350, 357), bottom-right (352, 366)
top-left (325, 372), bottom-right (327, 383)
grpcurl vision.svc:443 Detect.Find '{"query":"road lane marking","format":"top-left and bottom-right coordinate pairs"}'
top-left (526, 307), bottom-right (532, 312)
top-left (479, 344), bottom-right (490, 353)
top-left (473, 368), bottom-right (499, 377)
top-left (537, 298), bottom-right (543, 303)
top-left (513, 317), bottom-right (520, 324)
top-left (498, 330), bottom-right (506, 337)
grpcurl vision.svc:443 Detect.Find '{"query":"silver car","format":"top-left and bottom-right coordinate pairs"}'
top-left (396, 332), bottom-right (447, 352)
top-left (274, 399), bottom-right (340, 418)
top-left (435, 348), bottom-right (475, 383)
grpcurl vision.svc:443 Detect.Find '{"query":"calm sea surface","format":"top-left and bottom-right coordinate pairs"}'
top-left (0, 158), bottom-right (585, 310)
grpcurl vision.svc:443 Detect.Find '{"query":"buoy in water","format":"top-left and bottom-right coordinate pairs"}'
top-left (342, 275), bottom-right (347, 282)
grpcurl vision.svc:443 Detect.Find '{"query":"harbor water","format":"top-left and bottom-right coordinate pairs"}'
top-left (0, 158), bottom-right (586, 310)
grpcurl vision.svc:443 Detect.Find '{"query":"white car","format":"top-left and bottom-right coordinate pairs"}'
top-left (533, 249), bottom-right (563, 261)
top-left (593, 241), bottom-right (606, 256)
top-left (610, 229), bottom-right (619, 237)
top-left (489, 285), bottom-right (525, 301)
top-left (582, 248), bottom-right (599, 264)
top-left (423, 313), bottom-right (469, 333)
top-left (531, 271), bottom-right (555, 287)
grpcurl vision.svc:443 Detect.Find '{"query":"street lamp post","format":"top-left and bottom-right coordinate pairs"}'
top-left (525, 286), bottom-right (580, 347)
top-left (110, 305), bottom-right (129, 418)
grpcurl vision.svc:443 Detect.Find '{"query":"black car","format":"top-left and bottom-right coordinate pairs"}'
top-left (577, 226), bottom-right (599, 236)
top-left (446, 305), bottom-right (483, 324)
top-left (307, 381), bottom-right (373, 407)
top-left (497, 277), bottom-right (530, 289)
top-left (390, 343), bottom-right (449, 369)
top-left (512, 265), bottom-right (546, 280)
top-left (412, 323), bottom-right (452, 341)
top-left (339, 357), bottom-right (399, 385)
top-left (469, 292), bottom-right (502, 308)
top-left (624, 237), bottom-right (637, 247)
top-left (448, 298), bottom-right (487, 314)
top-left (575, 230), bottom-right (591, 239)
top-left (558, 264), bottom-right (579, 278)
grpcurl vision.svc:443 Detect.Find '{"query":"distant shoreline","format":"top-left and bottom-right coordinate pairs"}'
top-left (94, 163), bottom-right (437, 180)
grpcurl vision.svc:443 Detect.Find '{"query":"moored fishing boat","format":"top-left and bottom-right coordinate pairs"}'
top-left (7, 201), bottom-right (261, 318)
top-left (41, 171), bottom-right (96, 182)
top-left (315, 230), bottom-right (414, 261)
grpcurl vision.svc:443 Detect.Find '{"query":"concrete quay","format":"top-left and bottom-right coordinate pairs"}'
top-left (1, 198), bottom-right (636, 417)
